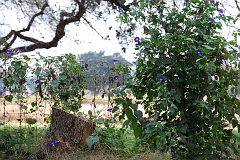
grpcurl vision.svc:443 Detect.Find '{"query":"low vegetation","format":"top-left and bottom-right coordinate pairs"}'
top-left (0, 122), bottom-right (172, 160)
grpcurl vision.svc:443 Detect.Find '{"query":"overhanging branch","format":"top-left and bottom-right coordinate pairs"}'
top-left (0, 2), bottom-right (49, 53)
top-left (0, 0), bottom-right (132, 54)
top-left (0, 0), bottom-right (87, 54)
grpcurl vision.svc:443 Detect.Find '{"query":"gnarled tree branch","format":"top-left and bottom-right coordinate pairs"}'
top-left (0, 2), bottom-right (49, 53)
top-left (0, 0), bottom-right (130, 54)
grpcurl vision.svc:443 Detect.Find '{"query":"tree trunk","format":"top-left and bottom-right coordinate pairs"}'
top-left (50, 107), bottom-right (94, 147)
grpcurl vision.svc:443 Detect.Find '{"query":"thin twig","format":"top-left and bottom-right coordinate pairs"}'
top-left (234, 0), bottom-right (240, 11)
top-left (82, 17), bottom-right (104, 39)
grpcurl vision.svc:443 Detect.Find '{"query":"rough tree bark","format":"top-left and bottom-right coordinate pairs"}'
top-left (50, 107), bottom-right (95, 147)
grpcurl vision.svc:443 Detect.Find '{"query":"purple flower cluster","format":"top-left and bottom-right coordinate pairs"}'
top-left (5, 48), bottom-right (21, 54)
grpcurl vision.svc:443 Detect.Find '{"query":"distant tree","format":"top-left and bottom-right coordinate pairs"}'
top-left (77, 50), bottom-right (128, 63)
top-left (77, 51), bottom-right (131, 94)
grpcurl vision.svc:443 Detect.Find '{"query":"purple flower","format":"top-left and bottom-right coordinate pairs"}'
top-left (49, 140), bottom-right (56, 147)
top-left (217, 9), bottom-right (223, 14)
top-left (196, 49), bottom-right (202, 55)
top-left (35, 79), bottom-right (40, 84)
top-left (113, 76), bottom-right (119, 80)
top-left (158, 76), bottom-right (164, 82)
top-left (134, 37), bottom-right (140, 42)
top-left (6, 49), bottom-right (11, 54)
top-left (71, 76), bottom-right (75, 79)
top-left (132, 61), bottom-right (136, 65)
top-left (126, 97), bottom-right (129, 101)
top-left (208, 18), bottom-right (213, 23)
top-left (17, 48), bottom-right (22, 53)
top-left (112, 59), bottom-right (117, 63)
top-left (107, 108), bottom-right (112, 112)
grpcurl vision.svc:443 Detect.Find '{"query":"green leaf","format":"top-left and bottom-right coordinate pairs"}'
top-left (232, 119), bottom-right (238, 128)
top-left (179, 124), bottom-right (187, 134)
top-left (119, 114), bottom-right (125, 121)
top-left (26, 118), bottom-right (37, 125)
top-left (152, 135), bottom-right (160, 141)
top-left (126, 108), bottom-right (134, 119)
top-left (95, 118), bottom-right (105, 124)
top-left (131, 11), bottom-right (137, 16)
top-left (133, 122), bottom-right (138, 130)
top-left (190, 84), bottom-right (198, 89)
top-left (85, 135), bottom-right (99, 149)
top-left (159, 131), bottom-right (166, 139)
top-left (93, 135), bottom-right (99, 143)
top-left (50, 81), bottom-right (58, 87)
top-left (95, 127), bottom-right (102, 133)
top-left (5, 95), bottom-right (13, 102)
top-left (113, 89), bottom-right (120, 95)
top-left (133, 124), bottom-right (142, 138)
top-left (202, 45), bottom-right (215, 50)
top-left (31, 102), bottom-right (37, 107)
top-left (44, 116), bottom-right (51, 123)
top-left (191, 0), bottom-right (200, 3)
top-left (15, 61), bottom-right (22, 68)
top-left (165, 35), bottom-right (172, 39)
top-left (23, 55), bottom-right (30, 61)
top-left (59, 74), bottom-right (67, 80)
top-left (123, 119), bottom-right (130, 128)
top-left (193, 155), bottom-right (205, 160)
top-left (185, 38), bottom-right (193, 41)
top-left (134, 110), bottom-right (143, 119)
top-left (130, 104), bottom-right (138, 110)
top-left (139, 2), bottom-right (145, 9)
top-left (177, 136), bottom-right (186, 143)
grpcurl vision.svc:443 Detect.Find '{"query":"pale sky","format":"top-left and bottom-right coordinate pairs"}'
top-left (1, 0), bottom-right (239, 61)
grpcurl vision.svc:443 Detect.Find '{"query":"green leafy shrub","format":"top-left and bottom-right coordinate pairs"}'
top-left (114, 0), bottom-right (240, 159)
top-left (86, 118), bottom-right (133, 156)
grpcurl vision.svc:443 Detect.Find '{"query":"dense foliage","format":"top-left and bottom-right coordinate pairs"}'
top-left (113, 0), bottom-right (240, 159)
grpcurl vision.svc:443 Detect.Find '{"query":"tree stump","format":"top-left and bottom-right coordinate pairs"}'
top-left (50, 107), bottom-right (94, 147)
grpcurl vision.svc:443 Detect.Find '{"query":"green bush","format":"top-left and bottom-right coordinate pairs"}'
top-left (85, 118), bottom-right (135, 157)
top-left (114, 0), bottom-right (240, 159)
